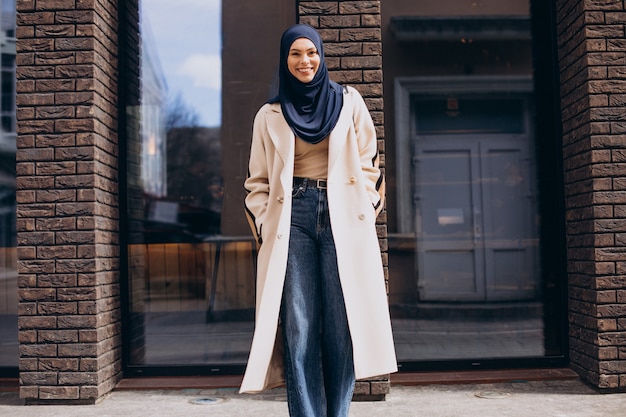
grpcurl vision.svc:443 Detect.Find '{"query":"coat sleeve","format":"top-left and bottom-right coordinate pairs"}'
top-left (350, 87), bottom-right (386, 217)
top-left (244, 106), bottom-right (271, 244)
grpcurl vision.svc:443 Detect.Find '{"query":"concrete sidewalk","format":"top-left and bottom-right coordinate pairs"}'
top-left (1, 379), bottom-right (626, 417)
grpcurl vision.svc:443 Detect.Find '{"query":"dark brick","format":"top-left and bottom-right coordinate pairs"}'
top-left (18, 316), bottom-right (56, 330)
top-left (299, 2), bottom-right (338, 15)
top-left (18, 120), bottom-right (54, 134)
top-left (16, 38), bottom-right (54, 52)
top-left (36, 161), bottom-right (76, 175)
top-left (18, 330), bottom-right (37, 343)
top-left (339, 28), bottom-right (380, 42)
top-left (17, 246), bottom-right (35, 259)
top-left (55, 10), bottom-right (95, 24)
top-left (16, 93), bottom-right (54, 106)
top-left (16, 162), bottom-right (34, 176)
top-left (57, 315), bottom-right (97, 329)
top-left (56, 65), bottom-right (94, 78)
top-left (330, 70), bottom-right (363, 84)
top-left (17, 232), bottom-right (54, 245)
top-left (36, 190), bottom-right (76, 203)
top-left (55, 91), bottom-right (94, 105)
top-left (36, 106), bottom-right (75, 119)
top-left (39, 330), bottom-right (78, 343)
top-left (35, 51), bottom-right (75, 65)
top-left (38, 302), bottom-right (78, 315)
top-left (35, 217), bottom-right (76, 231)
top-left (17, 261), bottom-right (55, 275)
top-left (20, 372), bottom-right (57, 385)
top-left (361, 14), bottom-right (380, 27)
top-left (39, 386), bottom-right (80, 400)
top-left (339, 1), bottom-right (379, 14)
top-left (320, 15), bottom-right (360, 28)
top-left (19, 345), bottom-right (57, 358)
top-left (35, 25), bottom-right (75, 37)
top-left (36, 79), bottom-right (75, 92)
top-left (55, 175), bottom-right (95, 189)
top-left (58, 288), bottom-right (97, 301)
top-left (16, 79), bottom-right (35, 93)
top-left (35, 0), bottom-right (76, 10)
top-left (16, 66), bottom-right (55, 79)
top-left (341, 55), bottom-right (382, 69)
top-left (39, 358), bottom-right (80, 372)
top-left (325, 42), bottom-right (362, 56)
top-left (55, 37), bottom-right (95, 51)
top-left (56, 259), bottom-right (96, 274)
top-left (55, 119), bottom-right (95, 133)
top-left (55, 203), bottom-right (95, 217)
top-left (58, 372), bottom-right (98, 385)
top-left (37, 246), bottom-right (77, 259)
top-left (55, 147), bottom-right (94, 161)
top-left (38, 274), bottom-right (77, 287)
top-left (57, 343), bottom-right (97, 358)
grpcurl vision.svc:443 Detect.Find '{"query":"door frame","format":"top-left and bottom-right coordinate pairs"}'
top-left (394, 75), bottom-right (534, 235)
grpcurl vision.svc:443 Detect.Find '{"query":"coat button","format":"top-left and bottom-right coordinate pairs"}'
top-left (277, 196), bottom-right (284, 203)
top-left (358, 214), bottom-right (365, 220)
top-left (277, 233), bottom-right (283, 239)
top-left (349, 176), bottom-right (357, 183)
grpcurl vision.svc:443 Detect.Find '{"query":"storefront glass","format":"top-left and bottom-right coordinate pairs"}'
top-left (382, 0), bottom-right (566, 367)
top-left (122, 0), bottom-right (294, 371)
top-left (123, 0), bottom-right (565, 374)
top-left (0, 0), bottom-right (17, 370)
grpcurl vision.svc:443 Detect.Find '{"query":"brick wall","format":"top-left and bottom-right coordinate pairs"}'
top-left (15, 0), bottom-right (121, 403)
top-left (299, 0), bottom-right (390, 400)
top-left (556, 0), bottom-right (626, 390)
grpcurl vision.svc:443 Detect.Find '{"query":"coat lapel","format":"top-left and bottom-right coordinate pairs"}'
top-left (328, 96), bottom-right (351, 175)
top-left (266, 105), bottom-right (294, 165)
top-left (265, 105), bottom-right (295, 190)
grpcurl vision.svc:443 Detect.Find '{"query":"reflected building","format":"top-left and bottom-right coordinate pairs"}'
top-left (139, 13), bottom-right (167, 199)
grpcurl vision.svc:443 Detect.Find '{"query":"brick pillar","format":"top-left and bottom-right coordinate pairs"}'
top-left (299, 0), bottom-right (390, 400)
top-left (556, 0), bottom-right (626, 391)
top-left (15, 0), bottom-right (121, 404)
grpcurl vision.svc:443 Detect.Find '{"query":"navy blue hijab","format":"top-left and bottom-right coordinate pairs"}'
top-left (268, 24), bottom-right (343, 144)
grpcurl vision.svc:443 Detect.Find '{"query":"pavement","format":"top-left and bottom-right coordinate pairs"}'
top-left (1, 379), bottom-right (626, 416)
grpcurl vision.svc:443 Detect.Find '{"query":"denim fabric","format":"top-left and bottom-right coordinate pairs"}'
top-left (280, 184), bottom-right (355, 417)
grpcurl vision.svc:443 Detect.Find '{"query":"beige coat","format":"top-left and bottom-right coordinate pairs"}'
top-left (240, 86), bottom-right (397, 393)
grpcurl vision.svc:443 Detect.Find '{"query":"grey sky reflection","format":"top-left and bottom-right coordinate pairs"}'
top-left (141, 0), bottom-right (221, 127)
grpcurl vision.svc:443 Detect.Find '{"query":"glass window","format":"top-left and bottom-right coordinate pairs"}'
top-left (122, 0), bottom-right (294, 371)
top-left (382, 0), bottom-right (565, 367)
top-left (414, 97), bottom-right (525, 135)
top-left (0, 0), bottom-right (17, 370)
top-left (122, 0), bottom-right (564, 375)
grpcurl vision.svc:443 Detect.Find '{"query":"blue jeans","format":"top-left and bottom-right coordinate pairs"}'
top-left (280, 184), bottom-right (355, 417)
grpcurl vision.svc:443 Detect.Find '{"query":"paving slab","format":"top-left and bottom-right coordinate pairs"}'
top-left (1, 379), bottom-right (626, 417)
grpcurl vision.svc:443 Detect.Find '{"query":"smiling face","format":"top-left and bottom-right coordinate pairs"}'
top-left (287, 37), bottom-right (320, 84)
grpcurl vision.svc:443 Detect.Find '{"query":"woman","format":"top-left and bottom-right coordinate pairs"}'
top-left (241, 24), bottom-right (397, 416)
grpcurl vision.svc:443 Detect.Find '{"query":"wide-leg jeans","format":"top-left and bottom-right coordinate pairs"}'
top-left (280, 184), bottom-right (355, 417)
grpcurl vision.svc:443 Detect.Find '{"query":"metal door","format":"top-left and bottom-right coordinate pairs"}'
top-left (413, 98), bottom-right (538, 301)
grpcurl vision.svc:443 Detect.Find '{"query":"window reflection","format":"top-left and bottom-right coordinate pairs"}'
top-left (123, 0), bottom-right (563, 372)
top-left (125, 0), bottom-right (294, 367)
top-left (0, 0), bottom-right (17, 368)
top-left (382, 0), bottom-right (556, 363)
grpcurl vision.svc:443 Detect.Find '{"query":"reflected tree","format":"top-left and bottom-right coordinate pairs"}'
top-left (165, 94), bottom-right (223, 236)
